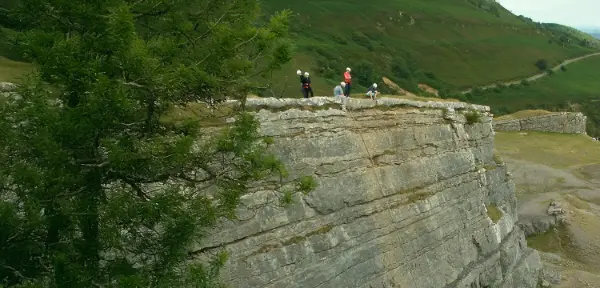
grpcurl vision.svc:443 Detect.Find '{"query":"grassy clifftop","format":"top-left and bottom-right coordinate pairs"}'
top-left (259, 0), bottom-right (598, 95)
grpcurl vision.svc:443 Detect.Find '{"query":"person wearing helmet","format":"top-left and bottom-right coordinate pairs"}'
top-left (343, 67), bottom-right (352, 97)
top-left (297, 70), bottom-right (305, 97)
top-left (334, 82), bottom-right (345, 103)
top-left (300, 71), bottom-right (314, 98)
top-left (366, 83), bottom-right (379, 101)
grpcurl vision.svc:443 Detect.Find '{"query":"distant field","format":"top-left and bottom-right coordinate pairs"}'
top-left (495, 131), bottom-right (600, 169)
top-left (494, 109), bottom-right (553, 120)
top-left (0, 56), bottom-right (33, 83)
top-left (470, 55), bottom-right (600, 136)
top-left (473, 55), bottom-right (600, 110)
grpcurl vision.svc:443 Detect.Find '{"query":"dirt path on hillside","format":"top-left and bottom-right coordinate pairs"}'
top-left (461, 52), bottom-right (600, 94)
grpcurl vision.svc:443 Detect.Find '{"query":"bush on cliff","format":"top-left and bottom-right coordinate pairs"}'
top-left (465, 110), bottom-right (482, 124)
top-left (0, 1), bottom-right (314, 287)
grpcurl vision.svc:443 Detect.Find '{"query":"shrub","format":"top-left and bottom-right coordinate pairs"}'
top-left (560, 65), bottom-right (567, 72)
top-left (509, 83), bottom-right (521, 89)
top-left (351, 31), bottom-right (374, 51)
top-left (329, 34), bottom-right (347, 45)
top-left (456, 93), bottom-right (469, 102)
top-left (521, 79), bottom-right (530, 86)
top-left (354, 60), bottom-right (376, 87)
top-left (472, 86), bottom-right (484, 96)
top-left (535, 59), bottom-right (548, 71)
top-left (424, 71), bottom-right (437, 80)
top-left (493, 154), bottom-right (504, 165)
top-left (462, 93), bottom-right (473, 102)
top-left (547, 69), bottom-right (555, 75)
top-left (391, 57), bottom-right (412, 79)
top-left (464, 110), bottom-right (481, 124)
top-left (439, 88), bottom-right (450, 99)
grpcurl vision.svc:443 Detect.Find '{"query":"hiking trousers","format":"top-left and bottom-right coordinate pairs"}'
top-left (302, 87), bottom-right (314, 98)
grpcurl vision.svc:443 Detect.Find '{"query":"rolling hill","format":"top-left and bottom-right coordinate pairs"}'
top-left (468, 54), bottom-right (600, 137)
top-left (257, 0), bottom-right (600, 96)
top-left (1, 0), bottom-right (600, 98)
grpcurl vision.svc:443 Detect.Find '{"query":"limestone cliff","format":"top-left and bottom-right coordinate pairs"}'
top-left (192, 97), bottom-right (542, 288)
top-left (493, 112), bottom-right (586, 134)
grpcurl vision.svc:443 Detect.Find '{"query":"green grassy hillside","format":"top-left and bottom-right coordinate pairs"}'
top-left (258, 0), bottom-right (598, 95)
top-left (2, 0), bottom-right (599, 98)
top-left (469, 54), bottom-right (600, 136)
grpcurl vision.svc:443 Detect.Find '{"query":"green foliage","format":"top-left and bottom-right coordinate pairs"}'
top-left (535, 59), bottom-right (549, 71)
top-left (521, 79), bottom-right (530, 86)
top-left (472, 87), bottom-right (485, 96)
top-left (391, 57), bottom-right (412, 79)
top-left (255, 0), bottom-right (597, 95)
top-left (4, 0), bottom-right (600, 96)
top-left (464, 110), bottom-right (481, 124)
top-left (0, 1), bottom-right (315, 287)
top-left (296, 176), bottom-right (317, 195)
top-left (492, 83), bottom-right (506, 93)
top-left (354, 60), bottom-right (376, 87)
top-left (486, 204), bottom-right (503, 223)
top-left (280, 190), bottom-right (294, 205)
top-left (493, 154), bottom-right (504, 165)
top-left (560, 65), bottom-right (567, 72)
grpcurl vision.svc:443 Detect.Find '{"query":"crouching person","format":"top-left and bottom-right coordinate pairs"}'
top-left (366, 83), bottom-right (379, 101)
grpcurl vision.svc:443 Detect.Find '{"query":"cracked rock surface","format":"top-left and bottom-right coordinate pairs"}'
top-left (192, 98), bottom-right (542, 288)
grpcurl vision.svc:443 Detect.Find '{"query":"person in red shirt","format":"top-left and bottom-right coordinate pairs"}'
top-left (343, 67), bottom-right (352, 97)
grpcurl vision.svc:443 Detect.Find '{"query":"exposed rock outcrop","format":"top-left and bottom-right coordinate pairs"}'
top-left (493, 112), bottom-right (586, 134)
top-left (0, 82), bottom-right (17, 92)
top-left (193, 97), bottom-right (542, 287)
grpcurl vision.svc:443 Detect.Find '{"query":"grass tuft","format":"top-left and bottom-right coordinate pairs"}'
top-left (486, 204), bottom-right (503, 223)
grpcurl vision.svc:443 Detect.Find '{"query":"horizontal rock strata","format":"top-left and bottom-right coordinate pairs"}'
top-left (193, 97), bottom-right (542, 288)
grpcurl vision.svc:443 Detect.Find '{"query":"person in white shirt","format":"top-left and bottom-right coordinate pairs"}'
top-left (333, 82), bottom-right (348, 111)
top-left (334, 82), bottom-right (345, 102)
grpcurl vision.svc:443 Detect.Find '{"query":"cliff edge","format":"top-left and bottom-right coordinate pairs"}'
top-left (192, 97), bottom-right (542, 288)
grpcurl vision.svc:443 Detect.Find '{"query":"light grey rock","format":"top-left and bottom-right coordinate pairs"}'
top-left (518, 215), bottom-right (557, 236)
top-left (191, 99), bottom-right (541, 287)
top-left (0, 82), bottom-right (17, 92)
top-left (493, 112), bottom-right (587, 134)
top-left (541, 265), bottom-right (561, 285)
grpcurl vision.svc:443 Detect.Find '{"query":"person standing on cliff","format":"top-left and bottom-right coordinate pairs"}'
top-left (297, 70), bottom-right (305, 97)
top-left (343, 67), bottom-right (352, 97)
top-left (300, 72), bottom-right (314, 98)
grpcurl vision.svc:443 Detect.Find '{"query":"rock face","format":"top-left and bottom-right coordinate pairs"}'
top-left (493, 112), bottom-right (586, 134)
top-left (194, 97), bottom-right (542, 287)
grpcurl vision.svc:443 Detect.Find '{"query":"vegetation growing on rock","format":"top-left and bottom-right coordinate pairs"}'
top-left (486, 205), bottom-right (503, 224)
